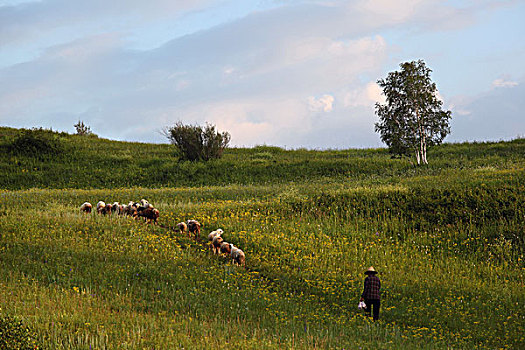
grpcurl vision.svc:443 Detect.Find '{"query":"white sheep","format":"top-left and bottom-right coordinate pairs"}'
top-left (111, 202), bottom-right (121, 214)
top-left (220, 242), bottom-right (233, 255)
top-left (211, 235), bottom-right (224, 255)
top-left (207, 229), bottom-right (224, 242)
top-left (176, 222), bottom-right (187, 234)
top-left (120, 204), bottom-right (129, 215)
top-left (231, 246), bottom-right (245, 266)
top-left (187, 220), bottom-right (201, 240)
top-left (80, 202), bottom-right (92, 214)
top-left (96, 201), bottom-right (106, 214)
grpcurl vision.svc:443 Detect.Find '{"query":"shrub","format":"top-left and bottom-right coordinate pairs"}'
top-left (7, 128), bottom-right (64, 158)
top-left (164, 122), bottom-right (230, 161)
top-left (0, 316), bottom-right (40, 349)
top-left (74, 120), bottom-right (94, 136)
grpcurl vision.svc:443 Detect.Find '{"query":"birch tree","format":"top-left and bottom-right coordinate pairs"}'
top-left (374, 60), bottom-right (452, 165)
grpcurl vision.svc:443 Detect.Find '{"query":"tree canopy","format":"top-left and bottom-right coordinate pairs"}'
top-left (165, 121), bottom-right (231, 161)
top-left (375, 60), bottom-right (452, 164)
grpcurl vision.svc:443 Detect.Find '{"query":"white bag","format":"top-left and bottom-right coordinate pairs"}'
top-left (358, 301), bottom-right (367, 310)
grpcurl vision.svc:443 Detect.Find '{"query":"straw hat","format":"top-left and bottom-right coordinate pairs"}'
top-left (364, 266), bottom-right (377, 275)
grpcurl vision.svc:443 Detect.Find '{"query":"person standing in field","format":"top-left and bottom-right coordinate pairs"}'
top-left (360, 266), bottom-right (381, 321)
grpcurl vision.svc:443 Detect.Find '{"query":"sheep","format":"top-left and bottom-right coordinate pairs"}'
top-left (136, 202), bottom-right (154, 217)
top-left (220, 242), bottom-right (233, 255)
top-left (119, 204), bottom-right (128, 216)
top-left (80, 202), bottom-right (92, 214)
top-left (207, 229), bottom-right (224, 242)
top-left (175, 222), bottom-right (187, 234)
top-left (187, 220), bottom-right (201, 240)
top-left (137, 207), bottom-right (159, 224)
top-left (139, 199), bottom-right (150, 207)
top-left (211, 235), bottom-right (224, 255)
top-left (111, 202), bottom-right (121, 215)
top-left (121, 204), bottom-right (134, 216)
top-left (231, 246), bottom-right (245, 266)
top-left (97, 201), bottom-right (106, 214)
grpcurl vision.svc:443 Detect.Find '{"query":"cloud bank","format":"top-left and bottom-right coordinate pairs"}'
top-left (0, 0), bottom-right (523, 148)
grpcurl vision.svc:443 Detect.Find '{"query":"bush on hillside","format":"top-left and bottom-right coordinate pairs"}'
top-left (164, 122), bottom-right (230, 161)
top-left (74, 120), bottom-right (95, 136)
top-left (7, 128), bottom-right (64, 158)
top-left (0, 316), bottom-right (40, 349)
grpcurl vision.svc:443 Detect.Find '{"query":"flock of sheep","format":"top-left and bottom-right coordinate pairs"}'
top-left (80, 199), bottom-right (160, 223)
top-left (79, 199), bottom-right (246, 266)
top-left (207, 228), bottom-right (245, 266)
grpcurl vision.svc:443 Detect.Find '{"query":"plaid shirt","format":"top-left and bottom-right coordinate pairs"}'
top-left (362, 275), bottom-right (381, 300)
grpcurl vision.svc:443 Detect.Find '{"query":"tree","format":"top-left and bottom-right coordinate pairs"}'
top-left (374, 60), bottom-right (452, 165)
top-left (74, 120), bottom-right (93, 136)
top-left (164, 121), bottom-right (231, 161)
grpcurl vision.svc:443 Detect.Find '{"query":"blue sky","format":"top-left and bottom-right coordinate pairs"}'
top-left (1, 0), bottom-right (524, 148)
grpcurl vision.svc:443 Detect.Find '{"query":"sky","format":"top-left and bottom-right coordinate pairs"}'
top-left (1, 0), bottom-right (524, 149)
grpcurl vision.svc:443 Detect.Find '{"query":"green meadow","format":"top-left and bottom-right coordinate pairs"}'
top-left (0, 127), bottom-right (524, 349)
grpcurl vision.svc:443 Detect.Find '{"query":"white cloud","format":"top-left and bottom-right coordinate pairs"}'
top-left (0, 0), bottom-right (214, 46)
top-left (492, 78), bottom-right (518, 88)
top-left (448, 81), bottom-right (525, 142)
top-left (0, 0), bottom-right (523, 148)
top-left (344, 82), bottom-right (385, 108)
top-left (308, 95), bottom-right (335, 112)
top-left (357, 0), bottom-right (423, 23)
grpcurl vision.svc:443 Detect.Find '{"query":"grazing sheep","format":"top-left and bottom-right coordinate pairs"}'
top-left (111, 202), bottom-right (121, 215)
top-left (137, 207), bottom-right (159, 224)
top-left (231, 246), bottom-right (245, 266)
top-left (80, 202), bottom-right (92, 214)
top-left (176, 222), bottom-right (187, 234)
top-left (211, 235), bottom-right (224, 254)
top-left (127, 206), bottom-right (138, 217)
top-left (119, 204), bottom-right (128, 216)
top-left (136, 202), bottom-right (153, 216)
top-left (207, 229), bottom-right (224, 242)
top-left (119, 205), bottom-right (125, 215)
top-left (97, 201), bottom-right (106, 214)
top-left (187, 220), bottom-right (201, 240)
top-left (139, 199), bottom-right (150, 207)
top-left (220, 242), bottom-right (232, 255)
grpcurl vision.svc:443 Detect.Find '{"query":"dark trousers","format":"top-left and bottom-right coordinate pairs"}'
top-left (364, 299), bottom-right (380, 321)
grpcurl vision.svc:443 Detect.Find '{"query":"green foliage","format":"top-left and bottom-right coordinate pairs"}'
top-left (0, 316), bottom-right (40, 350)
top-left (165, 121), bottom-right (231, 161)
top-left (6, 128), bottom-right (65, 159)
top-left (73, 120), bottom-right (94, 136)
top-left (375, 60), bottom-right (452, 164)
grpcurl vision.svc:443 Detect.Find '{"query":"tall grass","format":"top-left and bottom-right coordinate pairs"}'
top-left (1, 177), bottom-right (523, 348)
top-left (0, 126), bottom-right (523, 348)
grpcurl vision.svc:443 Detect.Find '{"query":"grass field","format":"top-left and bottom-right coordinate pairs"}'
top-left (0, 127), bottom-right (524, 349)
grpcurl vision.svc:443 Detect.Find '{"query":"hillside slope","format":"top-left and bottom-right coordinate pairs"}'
top-left (1, 126), bottom-right (524, 348)
top-left (1, 126), bottom-right (524, 189)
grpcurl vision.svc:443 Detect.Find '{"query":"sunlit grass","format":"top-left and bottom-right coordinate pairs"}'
top-left (1, 173), bottom-right (524, 348)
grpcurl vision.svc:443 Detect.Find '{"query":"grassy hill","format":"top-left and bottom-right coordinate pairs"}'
top-left (0, 126), bottom-right (524, 349)
top-left (1, 126), bottom-right (524, 189)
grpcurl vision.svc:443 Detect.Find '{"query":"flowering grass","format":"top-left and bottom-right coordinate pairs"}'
top-left (1, 129), bottom-right (523, 348)
top-left (1, 166), bottom-right (523, 349)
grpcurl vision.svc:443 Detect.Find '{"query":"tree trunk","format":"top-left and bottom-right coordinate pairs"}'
top-left (420, 125), bottom-right (428, 165)
top-left (415, 107), bottom-right (427, 166)
top-left (422, 138), bottom-right (428, 164)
